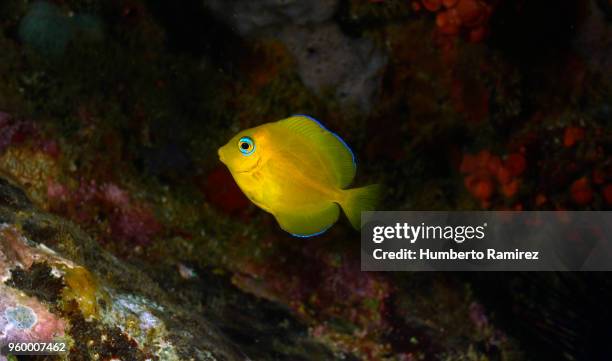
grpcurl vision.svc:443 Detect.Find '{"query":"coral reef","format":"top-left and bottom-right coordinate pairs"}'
top-left (413, 0), bottom-right (493, 42)
top-left (0, 179), bottom-right (248, 360)
top-left (0, 284), bottom-right (66, 345)
top-left (0, 0), bottom-right (608, 360)
top-left (460, 150), bottom-right (526, 207)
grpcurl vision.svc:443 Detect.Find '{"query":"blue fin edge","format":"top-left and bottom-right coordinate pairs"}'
top-left (290, 225), bottom-right (331, 238)
top-left (291, 114), bottom-right (357, 167)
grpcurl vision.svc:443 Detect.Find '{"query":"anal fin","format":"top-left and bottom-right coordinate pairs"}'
top-left (274, 202), bottom-right (340, 237)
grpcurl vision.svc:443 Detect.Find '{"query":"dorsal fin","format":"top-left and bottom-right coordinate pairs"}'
top-left (276, 115), bottom-right (356, 188)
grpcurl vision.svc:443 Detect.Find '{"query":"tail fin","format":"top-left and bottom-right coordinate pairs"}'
top-left (340, 184), bottom-right (382, 230)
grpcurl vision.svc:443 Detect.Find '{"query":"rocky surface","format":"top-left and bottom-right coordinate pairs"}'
top-left (204, 0), bottom-right (386, 111)
top-left (278, 23), bottom-right (387, 111)
top-left (0, 177), bottom-right (347, 361)
top-left (204, 0), bottom-right (339, 36)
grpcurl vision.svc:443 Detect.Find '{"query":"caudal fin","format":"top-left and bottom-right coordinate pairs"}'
top-left (340, 184), bottom-right (382, 230)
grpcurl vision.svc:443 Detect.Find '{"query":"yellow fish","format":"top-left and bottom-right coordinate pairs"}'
top-left (218, 115), bottom-right (380, 237)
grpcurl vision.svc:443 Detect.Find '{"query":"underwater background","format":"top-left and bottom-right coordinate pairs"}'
top-left (0, 0), bottom-right (610, 360)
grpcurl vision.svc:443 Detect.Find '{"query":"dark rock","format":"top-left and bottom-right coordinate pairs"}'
top-left (203, 0), bottom-right (386, 111)
top-left (6, 263), bottom-right (65, 304)
top-left (204, 0), bottom-right (339, 36)
top-left (0, 177), bottom-right (33, 211)
top-left (279, 23), bottom-right (387, 111)
top-left (0, 177), bottom-right (348, 360)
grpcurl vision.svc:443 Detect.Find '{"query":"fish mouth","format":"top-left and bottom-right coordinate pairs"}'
top-left (217, 148), bottom-right (226, 164)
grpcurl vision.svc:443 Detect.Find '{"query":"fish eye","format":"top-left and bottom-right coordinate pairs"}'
top-left (238, 136), bottom-right (255, 155)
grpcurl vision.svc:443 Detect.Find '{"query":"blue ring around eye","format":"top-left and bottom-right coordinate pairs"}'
top-left (238, 136), bottom-right (255, 156)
